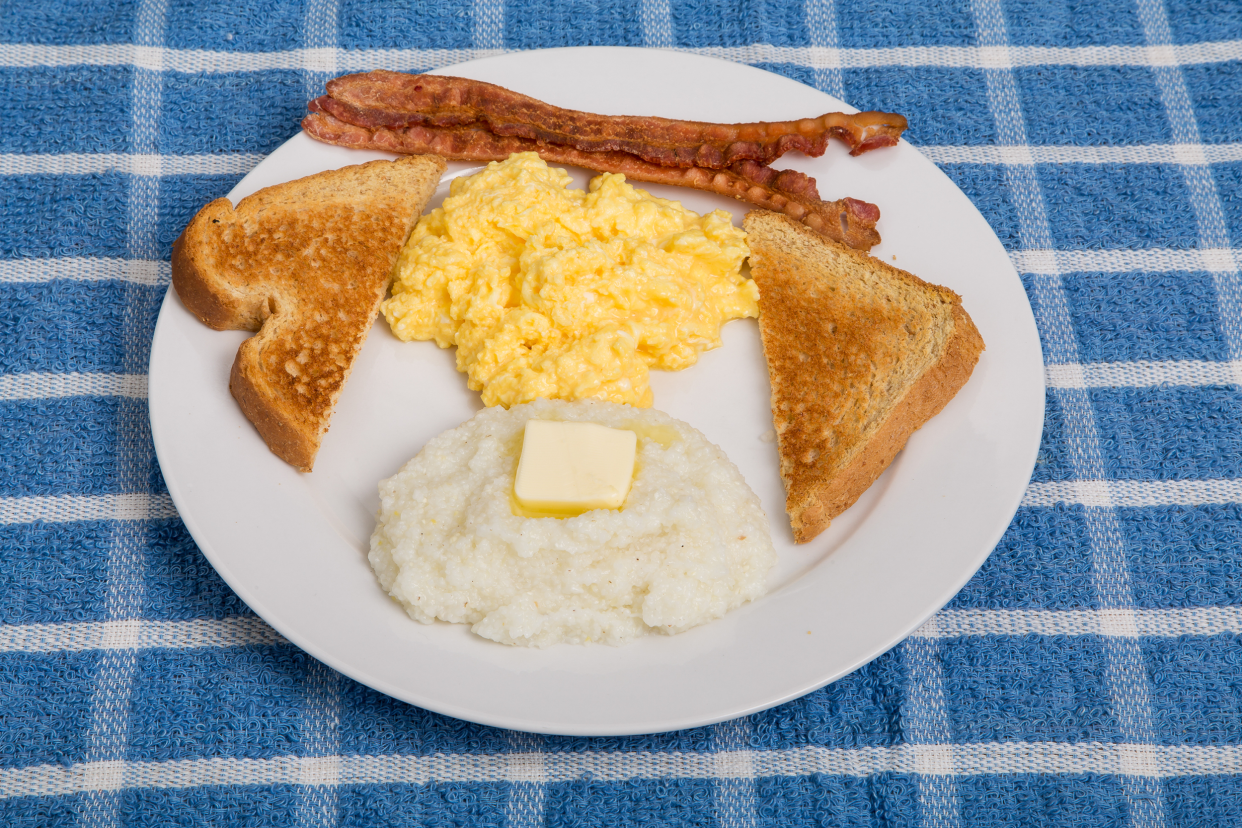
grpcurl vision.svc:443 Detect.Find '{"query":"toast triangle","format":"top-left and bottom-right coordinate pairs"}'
top-left (172, 154), bottom-right (446, 471)
top-left (744, 209), bottom-right (984, 542)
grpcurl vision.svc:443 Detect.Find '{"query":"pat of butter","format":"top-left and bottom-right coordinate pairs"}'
top-left (514, 420), bottom-right (638, 518)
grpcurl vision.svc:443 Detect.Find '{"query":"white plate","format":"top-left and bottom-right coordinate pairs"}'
top-left (149, 46), bottom-right (1044, 736)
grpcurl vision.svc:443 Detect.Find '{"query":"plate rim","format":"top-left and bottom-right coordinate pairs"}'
top-left (149, 46), bottom-right (1045, 736)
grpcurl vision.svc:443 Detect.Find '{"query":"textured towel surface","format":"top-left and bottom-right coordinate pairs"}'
top-left (3, 0), bottom-right (1242, 825)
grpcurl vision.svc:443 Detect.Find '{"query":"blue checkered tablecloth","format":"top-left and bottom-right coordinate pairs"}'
top-left (3, 0), bottom-right (1242, 825)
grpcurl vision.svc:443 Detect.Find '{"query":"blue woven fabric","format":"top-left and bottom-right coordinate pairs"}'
top-left (3, 0), bottom-right (1241, 825)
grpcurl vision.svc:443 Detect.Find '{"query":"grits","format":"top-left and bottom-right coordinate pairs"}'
top-left (382, 152), bottom-right (757, 408)
top-left (369, 398), bottom-right (777, 647)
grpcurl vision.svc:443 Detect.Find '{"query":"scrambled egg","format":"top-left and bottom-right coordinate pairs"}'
top-left (382, 152), bottom-right (757, 408)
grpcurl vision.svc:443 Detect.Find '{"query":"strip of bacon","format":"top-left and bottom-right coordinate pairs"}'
top-left (316, 71), bottom-right (908, 169)
top-left (302, 109), bottom-right (882, 252)
top-left (311, 96), bottom-right (823, 201)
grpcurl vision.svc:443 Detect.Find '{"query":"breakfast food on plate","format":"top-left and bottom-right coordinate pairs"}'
top-left (311, 70), bottom-right (908, 164)
top-left (306, 112), bottom-right (883, 251)
top-left (369, 398), bottom-right (778, 647)
top-left (743, 209), bottom-right (985, 543)
top-left (172, 154), bottom-right (447, 472)
top-left (303, 70), bottom-right (908, 251)
top-left (383, 152), bottom-right (757, 408)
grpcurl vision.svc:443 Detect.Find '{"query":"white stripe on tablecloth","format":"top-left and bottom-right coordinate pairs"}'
top-left (713, 719), bottom-right (758, 828)
top-left (0, 44), bottom-right (491, 72)
top-left (1011, 247), bottom-right (1237, 274)
top-left (5, 359), bottom-right (1234, 404)
top-left (472, 0), bottom-right (504, 53)
top-left (708, 40), bottom-right (1242, 69)
top-left (16, 475), bottom-right (1228, 526)
top-left (971, 0), bottom-right (1168, 824)
top-left (0, 604), bottom-right (1237, 656)
top-left (504, 733), bottom-right (547, 828)
top-left (4, 147), bottom-right (1239, 178)
top-left (804, 0), bottom-right (845, 100)
top-left (3, 604), bottom-right (1237, 658)
top-left (1023, 478), bottom-right (1242, 508)
top-left (296, 14), bottom-right (342, 828)
top-left (0, 258), bottom-right (169, 285)
top-left (302, 0), bottom-right (338, 101)
top-left (0, 493), bottom-right (177, 527)
top-left (295, 659), bottom-right (342, 828)
top-left (0, 152), bottom-right (263, 176)
top-left (1, 247), bottom-right (1231, 286)
top-left (901, 638), bottom-right (963, 828)
top-left (917, 607), bottom-right (1242, 639)
top-left (0, 617), bottom-right (285, 654)
top-left (920, 142), bottom-right (1242, 166)
top-left (1122, 9), bottom-right (1242, 808)
top-left (2, 40), bottom-right (1241, 71)
top-left (1044, 360), bottom-right (1242, 388)
top-left (1136, 1), bottom-right (1242, 368)
top-left (0, 373), bottom-right (148, 400)
top-left (78, 3), bottom-right (169, 825)
top-left (640, 0), bottom-right (675, 49)
top-left (6, 743), bottom-right (1242, 798)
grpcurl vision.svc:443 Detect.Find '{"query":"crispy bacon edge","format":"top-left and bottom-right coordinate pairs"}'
top-left (302, 109), bottom-right (882, 252)
top-left (317, 71), bottom-right (908, 169)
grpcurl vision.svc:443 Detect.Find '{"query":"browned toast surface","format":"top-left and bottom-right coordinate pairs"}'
top-left (171, 154), bottom-right (447, 471)
top-left (744, 209), bottom-right (984, 542)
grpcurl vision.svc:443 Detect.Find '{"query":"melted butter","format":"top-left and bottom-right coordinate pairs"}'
top-left (623, 421), bottom-right (679, 449)
top-left (510, 488), bottom-right (591, 519)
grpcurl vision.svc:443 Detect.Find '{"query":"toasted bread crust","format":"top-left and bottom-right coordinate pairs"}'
top-left (172, 200), bottom-right (248, 331)
top-left (744, 209), bottom-right (984, 542)
top-left (171, 155), bottom-right (447, 471)
top-left (229, 339), bottom-right (320, 470)
top-left (789, 304), bottom-right (984, 540)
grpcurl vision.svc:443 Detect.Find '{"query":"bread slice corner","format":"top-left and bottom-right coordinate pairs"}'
top-left (743, 209), bottom-right (985, 543)
top-left (171, 154), bottom-right (447, 472)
